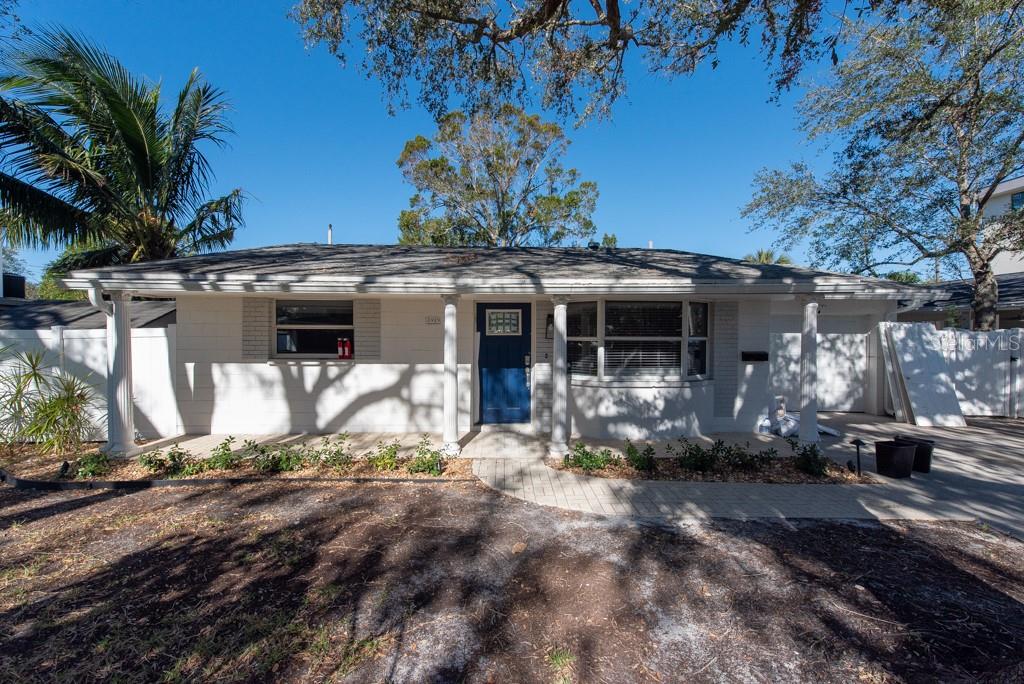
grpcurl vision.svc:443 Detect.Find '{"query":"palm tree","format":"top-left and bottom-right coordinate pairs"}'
top-left (0, 28), bottom-right (243, 272)
top-left (743, 248), bottom-right (793, 265)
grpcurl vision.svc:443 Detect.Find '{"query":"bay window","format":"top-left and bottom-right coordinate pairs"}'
top-left (274, 300), bottom-right (355, 357)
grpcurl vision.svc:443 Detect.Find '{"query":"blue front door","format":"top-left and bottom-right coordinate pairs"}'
top-left (478, 303), bottom-right (532, 424)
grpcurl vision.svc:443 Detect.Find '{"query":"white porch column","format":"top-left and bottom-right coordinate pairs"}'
top-left (104, 292), bottom-right (136, 454)
top-left (798, 299), bottom-right (819, 443)
top-left (441, 294), bottom-right (461, 455)
top-left (550, 296), bottom-right (570, 456)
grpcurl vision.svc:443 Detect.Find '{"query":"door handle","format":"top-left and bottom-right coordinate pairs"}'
top-left (524, 354), bottom-right (531, 389)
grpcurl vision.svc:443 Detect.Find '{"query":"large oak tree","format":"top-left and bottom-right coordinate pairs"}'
top-left (744, 1), bottom-right (1024, 330)
top-left (293, 0), bottom-right (895, 120)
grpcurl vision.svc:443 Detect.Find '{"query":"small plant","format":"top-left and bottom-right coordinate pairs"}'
top-left (367, 440), bottom-right (400, 471)
top-left (720, 442), bottom-right (776, 471)
top-left (546, 646), bottom-right (576, 674)
top-left (138, 449), bottom-right (167, 474)
top-left (624, 439), bottom-right (656, 472)
top-left (563, 442), bottom-right (618, 471)
top-left (309, 434), bottom-right (352, 470)
top-left (164, 444), bottom-right (193, 477)
top-left (670, 439), bottom-right (719, 472)
top-left (254, 444), bottom-right (306, 473)
top-left (787, 438), bottom-right (831, 477)
top-left (407, 435), bottom-right (445, 475)
top-left (206, 436), bottom-right (240, 470)
top-left (74, 452), bottom-right (111, 479)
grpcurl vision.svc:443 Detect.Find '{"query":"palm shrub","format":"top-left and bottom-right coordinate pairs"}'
top-left (0, 348), bottom-right (99, 456)
top-left (0, 28), bottom-right (244, 272)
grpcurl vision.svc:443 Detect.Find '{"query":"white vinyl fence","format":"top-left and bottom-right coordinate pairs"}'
top-left (938, 327), bottom-right (1023, 418)
top-left (0, 325), bottom-right (179, 439)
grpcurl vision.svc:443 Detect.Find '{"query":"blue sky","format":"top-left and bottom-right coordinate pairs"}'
top-left (12, 0), bottom-right (828, 278)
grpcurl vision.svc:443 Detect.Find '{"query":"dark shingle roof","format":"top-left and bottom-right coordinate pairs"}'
top-left (0, 299), bottom-right (175, 330)
top-left (61, 243), bottom-right (931, 297)
top-left (914, 272), bottom-right (1024, 311)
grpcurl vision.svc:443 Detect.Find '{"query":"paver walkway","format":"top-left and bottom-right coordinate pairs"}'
top-left (472, 415), bottom-right (1024, 540)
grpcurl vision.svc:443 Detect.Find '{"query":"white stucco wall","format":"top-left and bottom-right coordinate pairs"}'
top-left (174, 295), bottom-right (473, 434)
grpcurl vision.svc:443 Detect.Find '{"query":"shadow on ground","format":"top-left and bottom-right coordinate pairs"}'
top-left (0, 481), bottom-right (1022, 682)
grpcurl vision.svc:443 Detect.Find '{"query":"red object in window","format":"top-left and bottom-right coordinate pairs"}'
top-left (338, 338), bottom-right (352, 360)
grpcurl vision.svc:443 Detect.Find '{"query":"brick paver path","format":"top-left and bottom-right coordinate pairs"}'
top-left (472, 453), bottom-right (1024, 540)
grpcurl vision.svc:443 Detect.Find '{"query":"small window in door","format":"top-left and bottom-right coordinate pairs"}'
top-left (486, 309), bottom-right (522, 335)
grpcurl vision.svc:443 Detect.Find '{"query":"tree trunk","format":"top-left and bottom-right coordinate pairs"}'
top-left (972, 262), bottom-right (999, 331)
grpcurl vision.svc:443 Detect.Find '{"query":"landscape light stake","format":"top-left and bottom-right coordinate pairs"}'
top-left (850, 438), bottom-right (865, 476)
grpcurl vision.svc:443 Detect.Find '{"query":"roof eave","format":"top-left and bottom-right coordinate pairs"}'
top-left (60, 273), bottom-right (931, 299)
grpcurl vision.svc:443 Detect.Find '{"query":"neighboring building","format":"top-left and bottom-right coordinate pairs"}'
top-left (985, 175), bottom-right (1024, 275)
top-left (60, 244), bottom-right (936, 455)
top-left (0, 299), bottom-right (176, 330)
top-left (898, 271), bottom-right (1024, 330)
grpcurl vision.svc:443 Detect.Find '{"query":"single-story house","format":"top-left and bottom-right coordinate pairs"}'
top-left (59, 244), bottom-right (938, 455)
top-left (898, 271), bottom-right (1024, 330)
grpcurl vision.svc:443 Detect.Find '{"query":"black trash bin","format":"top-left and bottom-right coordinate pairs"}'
top-left (894, 435), bottom-right (935, 473)
top-left (875, 441), bottom-right (916, 478)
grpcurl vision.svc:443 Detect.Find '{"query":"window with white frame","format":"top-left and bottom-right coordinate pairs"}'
top-left (604, 301), bottom-right (684, 376)
top-left (686, 302), bottom-right (710, 377)
top-left (1013, 191), bottom-right (1024, 211)
top-left (564, 300), bottom-right (712, 379)
top-left (566, 301), bottom-right (598, 375)
top-left (274, 300), bottom-right (354, 357)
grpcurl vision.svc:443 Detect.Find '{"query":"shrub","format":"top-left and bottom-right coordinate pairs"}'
top-left (367, 440), bottom-right (400, 471)
top-left (407, 435), bottom-right (445, 475)
top-left (669, 439), bottom-right (720, 472)
top-left (624, 439), bottom-right (656, 472)
top-left (138, 449), bottom-right (167, 474)
top-left (254, 445), bottom-right (306, 473)
top-left (206, 436), bottom-right (240, 470)
top-left (720, 443), bottom-right (777, 471)
top-left (787, 439), bottom-right (831, 477)
top-left (564, 442), bottom-right (618, 471)
top-left (0, 349), bottom-right (99, 456)
top-left (74, 452), bottom-right (111, 479)
top-left (307, 434), bottom-right (352, 470)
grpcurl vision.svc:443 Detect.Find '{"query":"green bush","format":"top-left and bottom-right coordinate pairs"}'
top-left (138, 449), bottom-right (167, 474)
top-left (720, 443), bottom-right (777, 471)
top-left (624, 439), bottom-right (656, 472)
top-left (564, 442), bottom-right (619, 471)
top-left (668, 439), bottom-right (720, 472)
top-left (74, 452), bottom-right (111, 479)
top-left (138, 444), bottom-right (198, 478)
top-left (206, 436), bottom-right (240, 470)
top-left (787, 438), bottom-right (831, 477)
top-left (367, 440), bottom-right (400, 471)
top-left (407, 435), bottom-right (445, 475)
top-left (253, 445), bottom-right (306, 473)
top-left (0, 349), bottom-right (99, 457)
top-left (307, 434), bottom-right (353, 470)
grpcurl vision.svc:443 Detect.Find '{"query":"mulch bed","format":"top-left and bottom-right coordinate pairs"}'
top-left (552, 456), bottom-right (872, 483)
top-left (0, 444), bottom-right (474, 483)
top-left (1, 481), bottom-right (1022, 682)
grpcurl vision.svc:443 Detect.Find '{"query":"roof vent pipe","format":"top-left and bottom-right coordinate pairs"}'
top-left (648, 240), bottom-right (654, 249)
top-left (327, 223), bottom-right (333, 245)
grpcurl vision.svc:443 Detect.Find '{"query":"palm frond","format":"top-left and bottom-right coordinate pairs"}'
top-left (177, 188), bottom-right (244, 255)
top-left (45, 242), bottom-right (129, 273)
top-left (0, 174), bottom-right (96, 247)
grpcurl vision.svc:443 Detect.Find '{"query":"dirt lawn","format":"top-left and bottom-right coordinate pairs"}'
top-left (1, 481), bottom-right (1022, 683)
